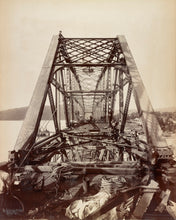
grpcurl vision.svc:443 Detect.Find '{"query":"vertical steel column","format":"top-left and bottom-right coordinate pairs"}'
top-left (48, 85), bottom-right (59, 133)
top-left (56, 70), bottom-right (61, 130)
top-left (119, 69), bottom-right (124, 121)
top-left (120, 81), bottom-right (133, 133)
top-left (66, 68), bottom-right (71, 122)
top-left (66, 68), bottom-right (74, 122)
top-left (69, 71), bottom-right (74, 121)
top-left (111, 68), bottom-right (118, 120)
top-left (107, 67), bottom-right (112, 125)
top-left (102, 73), bottom-right (106, 121)
top-left (55, 71), bottom-right (58, 129)
top-left (104, 68), bottom-right (111, 122)
top-left (61, 69), bottom-right (69, 127)
top-left (72, 77), bottom-right (76, 121)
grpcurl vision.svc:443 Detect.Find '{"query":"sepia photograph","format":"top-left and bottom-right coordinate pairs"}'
top-left (0, 0), bottom-right (176, 219)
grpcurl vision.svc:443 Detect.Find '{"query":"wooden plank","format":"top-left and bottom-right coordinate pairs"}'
top-left (131, 180), bottom-right (158, 219)
top-left (14, 35), bottom-right (58, 151)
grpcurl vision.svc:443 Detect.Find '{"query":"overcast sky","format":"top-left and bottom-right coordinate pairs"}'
top-left (0, 0), bottom-right (176, 111)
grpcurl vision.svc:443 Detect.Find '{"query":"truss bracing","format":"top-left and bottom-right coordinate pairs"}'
top-left (1, 33), bottom-right (175, 220)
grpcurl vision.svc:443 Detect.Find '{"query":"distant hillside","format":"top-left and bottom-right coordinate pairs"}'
top-left (0, 106), bottom-right (175, 121)
top-left (0, 106), bottom-right (65, 120)
top-left (0, 107), bottom-right (28, 120)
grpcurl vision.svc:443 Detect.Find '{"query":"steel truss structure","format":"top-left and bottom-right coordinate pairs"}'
top-left (1, 33), bottom-right (175, 220)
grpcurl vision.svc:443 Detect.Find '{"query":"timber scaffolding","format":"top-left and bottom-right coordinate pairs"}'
top-left (0, 32), bottom-right (176, 220)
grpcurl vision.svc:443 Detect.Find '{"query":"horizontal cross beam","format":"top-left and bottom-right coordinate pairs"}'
top-left (55, 63), bottom-right (125, 67)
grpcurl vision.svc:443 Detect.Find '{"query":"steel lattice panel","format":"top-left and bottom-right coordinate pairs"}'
top-left (55, 38), bottom-right (123, 64)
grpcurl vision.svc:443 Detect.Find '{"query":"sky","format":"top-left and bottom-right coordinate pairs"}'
top-left (0, 0), bottom-right (176, 111)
